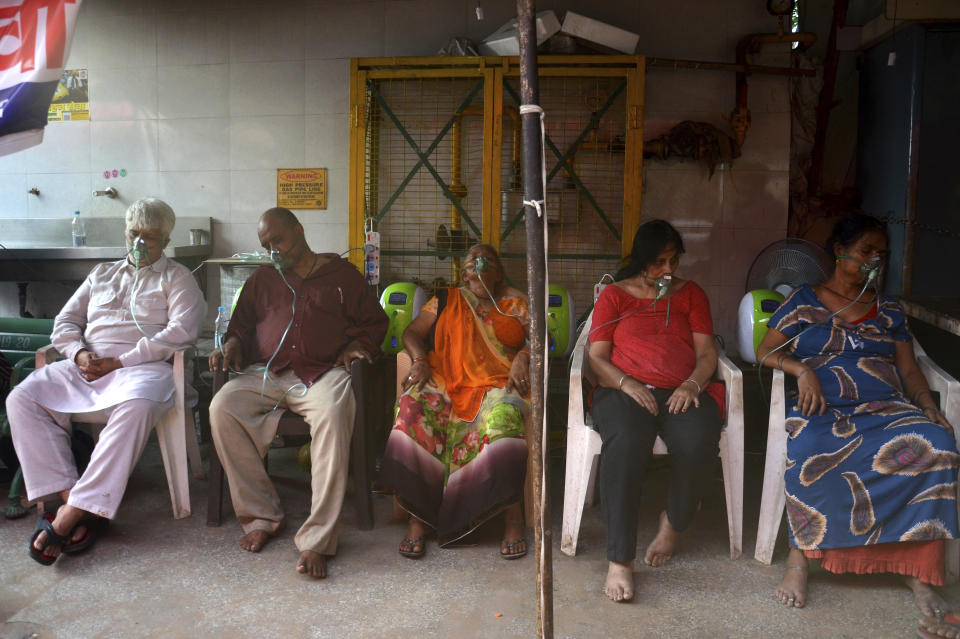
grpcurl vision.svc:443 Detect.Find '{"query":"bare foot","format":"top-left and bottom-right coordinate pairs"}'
top-left (906, 576), bottom-right (948, 618)
top-left (604, 561), bottom-right (634, 602)
top-left (399, 517), bottom-right (428, 558)
top-left (296, 550), bottom-right (327, 579)
top-left (644, 511), bottom-right (679, 567)
top-left (500, 503), bottom-right (527, 558)
top-left (32, 504), bottom-right (85, 559)
top-left (776, 549), bottom-right (808, 608)
top-left (239, 529), bottom-right (271, 553)
top-left (918, 612), bottom-right (960, 638)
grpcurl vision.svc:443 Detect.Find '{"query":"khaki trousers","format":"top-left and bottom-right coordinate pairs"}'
top-left (209, 366), bottom-right (355, 555)
top-left (6, 384), bottom-right (174, 519)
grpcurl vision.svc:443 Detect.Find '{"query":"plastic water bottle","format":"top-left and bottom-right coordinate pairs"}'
top-left (214, 306), bottom-right (229, 350)
top-left (71, 210), bottom-right (86, 247)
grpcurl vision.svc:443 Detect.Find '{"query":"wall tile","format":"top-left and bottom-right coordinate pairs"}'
top-left (383, 0), bottom-right (467, 57)
top-left (89, 66), bottom-right (158, 121)
top-left (229, 62), bottom-right (305, 117)
top-left (156, 171), bottom-right (231, 220)
top-left (642, 167), bottom-right (724, 227)
top-left (97, 171), bottom-right (161, 212)
top-left (229, 6), bottom-right (305, 63)
top-left (719, 170), bottom-right (788, 230)
top-left (25, 173), bottom-right (93, 219)
top-left (304, 2), bottom-right (385, 59)
top-left (734, 111), bottom-right (791, 172)
top-left (158, 65), bottom-right (230, 119)
top-left (718, 227), bottom-right (784, 293)
top-left (229, 116), bottom-right (306, 171)
top-left (322, 168), bottom-right (349, 225)
top-left (229, 170), bottom-right (278, 223)
top-left (157, 10), bottom-right (230, 66)
top-left (77, 0), bottom-right (156, 17)
top-left (25, 122), bottom-right (91, 174)
top-left (302, 222), bottom-right (349, 254)
top-left (73, 14), bottom-right (158, 69)
top-left (673, 224), bottom-right (721, 287)
top-left (748, 74), bottom-right (791, 115)
top-left (0, 174), bottom-right (27, 218)
top-left (159, 119), bottom-right (230, 172)
top-left (91, 121), bottom-right (159, 173)
top-left (645, 69), bottom-right (731, 114)
top-left (305, 59), bottom-right (350, 115)
top-left (304, 115), bottom-right (349, 171)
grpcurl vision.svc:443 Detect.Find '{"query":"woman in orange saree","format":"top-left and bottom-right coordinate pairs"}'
top-left (378, 244), bottom-right (530, 560)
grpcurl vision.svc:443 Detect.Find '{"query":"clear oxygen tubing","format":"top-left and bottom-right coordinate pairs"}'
top-left (128, 237), bottom-right (186, 349)
top-left (469, 254), bottom-right (525, 319)
top-left (755, 258), bottom-right (882, 404)
top-left (586, 274), bottom-right (673, 338)
top-left (240, 248), bottom-right (308, 412)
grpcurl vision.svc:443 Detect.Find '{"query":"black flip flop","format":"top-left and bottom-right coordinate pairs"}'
top-left (28, 513), bottom-right (70, 566)
top-left (500, 536), bottom-right (528, 560)
top-left (62, 516), bottom-right (109, 554)
top-left (399, 535), bottom-right (426, 559)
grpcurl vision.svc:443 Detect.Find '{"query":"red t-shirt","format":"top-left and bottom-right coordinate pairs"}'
top-left (589, 280), bottom-right (725, 414)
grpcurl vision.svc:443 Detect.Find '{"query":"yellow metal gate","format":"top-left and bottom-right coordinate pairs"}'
top-left (349, 56), bottom-right (645, 321)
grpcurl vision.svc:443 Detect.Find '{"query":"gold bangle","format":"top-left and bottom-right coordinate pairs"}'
top-left (618, 374), bottom-right (628, 390)
top-left (412, 356), bottom-right (428, 364)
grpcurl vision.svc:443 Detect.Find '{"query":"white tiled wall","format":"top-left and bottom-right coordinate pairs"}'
top-left (0, 0), bottom-right (790, 346)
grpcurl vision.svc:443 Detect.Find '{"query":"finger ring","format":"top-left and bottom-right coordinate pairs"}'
top-left (407, 375), bottom-right (413, 381)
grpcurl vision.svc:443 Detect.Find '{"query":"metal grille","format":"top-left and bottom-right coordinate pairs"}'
top-left (500, 76), bottom-right (627, 322)
top-left (359, 66), bottom-right (634, 323)
top-left (366, 76), bottom-right (486, 292)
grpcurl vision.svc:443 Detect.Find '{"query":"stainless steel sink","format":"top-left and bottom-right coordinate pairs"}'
top-left (0, 216), bottom-right (213, 282)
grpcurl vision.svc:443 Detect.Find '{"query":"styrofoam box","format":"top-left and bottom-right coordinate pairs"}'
top-left (481, 10), bottom-right (561, 56)
top-left (561, 11), bottom-right (639, 54)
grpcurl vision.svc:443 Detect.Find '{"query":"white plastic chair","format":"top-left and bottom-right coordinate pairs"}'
top-left (36, 345), bottom-right (204, 519)
top-left (560, 311), bottom-right (745, 559)
top-left (754, 340), bottom-right (960, 581)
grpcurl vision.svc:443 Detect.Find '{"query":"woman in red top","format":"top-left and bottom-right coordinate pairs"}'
top-left (588, 219), bottom-right (722, 602)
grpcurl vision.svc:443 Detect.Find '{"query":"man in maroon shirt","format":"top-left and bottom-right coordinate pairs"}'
top-left (209, 207), bottom-right (387, 579)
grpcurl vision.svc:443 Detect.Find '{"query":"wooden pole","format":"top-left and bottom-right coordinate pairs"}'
top-left (517, 1), bottom-right (553, 637)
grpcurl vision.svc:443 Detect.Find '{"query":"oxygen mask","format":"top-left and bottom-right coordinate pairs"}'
top-left (129, 236), bottom-right (148, 266)
top-left (654, 274), bottom-right (672, 301)
top-left (270, 248), bottom-right (284, 271)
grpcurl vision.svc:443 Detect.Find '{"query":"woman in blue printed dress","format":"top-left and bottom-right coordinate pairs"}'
top-left (757, 214), bottom-right (958, 617)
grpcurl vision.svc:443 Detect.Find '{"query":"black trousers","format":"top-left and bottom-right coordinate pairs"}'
top-left (592, 385), bottom-right (722, 563)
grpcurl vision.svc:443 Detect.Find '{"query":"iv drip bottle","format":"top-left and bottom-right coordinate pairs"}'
top-left (71, 210), bottom-right (86, 247)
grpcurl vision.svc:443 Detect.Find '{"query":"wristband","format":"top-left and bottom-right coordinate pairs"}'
top-left (683, 378), bottom-right (701, 394)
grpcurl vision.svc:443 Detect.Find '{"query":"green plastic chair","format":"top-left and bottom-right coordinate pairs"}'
top-left (0, 317), bottom-right (55, 518)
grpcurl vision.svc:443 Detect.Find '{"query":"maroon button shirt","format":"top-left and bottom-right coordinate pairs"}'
top-left (225, 254), bottom-right (388, 385)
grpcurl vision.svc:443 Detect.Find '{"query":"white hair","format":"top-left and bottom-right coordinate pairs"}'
top-left (125, 198), bottom-right (176, 238)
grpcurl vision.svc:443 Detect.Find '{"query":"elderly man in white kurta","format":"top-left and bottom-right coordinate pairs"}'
top-left (5, 198), bottom-right (204, 565)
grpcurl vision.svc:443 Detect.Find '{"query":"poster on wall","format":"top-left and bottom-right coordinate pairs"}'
top-left (47, 68), bottom-right (88, 121)
top-left (277, 168), bottom-right (327, 210)
top-left (0, 0), bottom-right (84, 156)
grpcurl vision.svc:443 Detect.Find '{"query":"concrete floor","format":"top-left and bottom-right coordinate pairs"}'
top-left (2, 439), bottom-right (957, 638)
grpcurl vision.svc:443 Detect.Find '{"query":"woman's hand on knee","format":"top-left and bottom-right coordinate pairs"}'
top-left (666, 385), bottom-right (699, 414)
top-left (621, 378), bottom-right (658, 415)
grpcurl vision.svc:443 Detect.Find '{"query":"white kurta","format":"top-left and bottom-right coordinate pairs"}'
top-left (21, 255), bottom-right (205, 412)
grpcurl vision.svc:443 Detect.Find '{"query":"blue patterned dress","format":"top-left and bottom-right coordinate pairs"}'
top-left (769, 285), bottom-right (959, 550)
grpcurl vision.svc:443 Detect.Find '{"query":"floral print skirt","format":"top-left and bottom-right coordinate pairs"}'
top-left (378, 384), bottom-right (528, 546)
